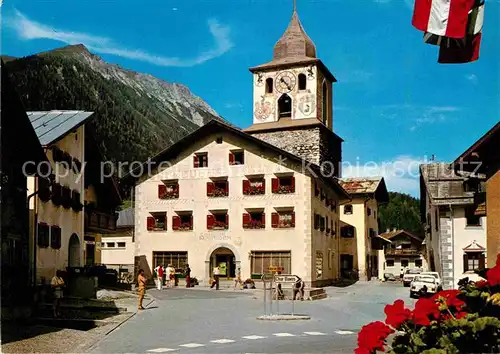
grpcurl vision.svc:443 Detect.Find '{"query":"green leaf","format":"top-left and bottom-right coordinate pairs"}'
top-left (410, 333), bottom-right (426, 347)
top-left (420, 349), bottom-right (447, 354)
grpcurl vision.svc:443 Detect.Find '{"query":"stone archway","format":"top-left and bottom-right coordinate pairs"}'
top-left (205, 243), bottom-right (241, 280)
top-left (68, 233), bottom-right (81, 268)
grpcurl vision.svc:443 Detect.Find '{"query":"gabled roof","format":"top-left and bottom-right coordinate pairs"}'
top-left (420, 163), bottom-right (474, 206)
top-left (338, 177), bottom-right (389, 203)
top-left (1, 61), bottom-right (48, 173)
top-left (453, 121), bottom-right (500, 177)
top-left (27, 110), bottom-right (94, 146)
top-left (122, 119), bottom-right (350, 200)
top-left (379, 229), bottom-right (422, 242)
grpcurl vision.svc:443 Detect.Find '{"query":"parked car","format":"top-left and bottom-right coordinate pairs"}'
top-left (421, 271), bottom-right (442, 290)
top-left (402, 268), bottom-right (422, 287)
top-left (410, 275), bottom-right (439, 298)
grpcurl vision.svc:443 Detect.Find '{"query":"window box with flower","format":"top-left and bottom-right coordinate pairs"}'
top-left (243, 212), bottom-right (266, 229)
top-left (243, 179), bottom-right (265, 195)
top-left (271, 176), bottom-right (295, 194)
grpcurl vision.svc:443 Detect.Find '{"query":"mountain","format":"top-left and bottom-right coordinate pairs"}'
top-left (4, 44), bottom-right (224, 167)
top-left (378, 192), bottom-right (424, 237)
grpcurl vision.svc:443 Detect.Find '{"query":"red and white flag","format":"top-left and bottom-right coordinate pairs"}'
top-left (438, 3), bottom-right (484, 63)
top-left (413, 0), bottom-right (477, 38)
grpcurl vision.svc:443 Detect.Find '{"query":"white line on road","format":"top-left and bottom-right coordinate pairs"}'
top-left (242, 335), bottom-right (267, 340)
top-left (210, 339), bottom-right (236, 344)
top-left (179, 343), bottom-right (205, 348)
top-left (304, 332), bottom-right (327, 336)
top-left (273, 333), bottom-right (295, 337)
top-left (147, 349), bottom-right (177, 353)
top-left (335, 330), bottom-right (355, 335)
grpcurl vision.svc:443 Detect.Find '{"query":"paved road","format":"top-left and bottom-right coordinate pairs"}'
top-left (89, 281), bottom-right (410, 353)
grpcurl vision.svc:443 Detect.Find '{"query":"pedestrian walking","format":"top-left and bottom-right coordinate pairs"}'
top-left (293, 277), bottom-right (305, 301)
top-left (185, 264), bottom-right (191, 288)
top-left (137, 269), bottom-right (147, 310)
top-left (51, 270), bottom-right (65, 317)
top-left (234, 266), bottom-right (243, 290)
top-left (166, 264), bottom-right (175, 288)
top-left (210, 265), bottom-right (220, 290)
top-left (154, 264), bottom-right (164, 290)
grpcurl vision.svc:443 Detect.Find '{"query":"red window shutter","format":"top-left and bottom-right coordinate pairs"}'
top-left (261, 213), bottom-right (265, 227)
top-left (291, 176), bottom-right (295, 192)
top-left (207, 182), bottom-right (214, 196)
top-left (172, 216), bottom-right (181, 230)
top-left (158, 185), bottom-right (166, 199)
top-left (243, 213), bottom-right (250, 228)
top-left (207, 214), bottom-right (214, 229)
top-left (175, 183), bottom-right (179, 195)
top-left (225, 181), bottom-right (229, 195)
top-left (271, 178), bottom-right (279, 193)
top-left (147, 217), bottom-right (155, 231)
top-left (271, 212), bottom-right (279, 228)
top-left (190, 215), bottom-right (193, 230)
top-left (262, 179), bottom-right (266, 193)
top-left (242, 179), bottom-right (250, 195)
top-left (193, 155), bottom-right (199, 168)
top-left (229, 152), bottom-right (235, 165)
top-left (291, 212), bottom-right (295, 227)
top-left (225, 214), bottom-right (229, 228)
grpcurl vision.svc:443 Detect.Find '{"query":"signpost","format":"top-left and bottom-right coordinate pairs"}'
top-left (273, 274), bottom-right (300, 316)
top-left (261, 273), bottom-right (273, 315)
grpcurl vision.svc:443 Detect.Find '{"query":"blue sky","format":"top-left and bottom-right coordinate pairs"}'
top-left (2, 0), bottom-right (499, 196)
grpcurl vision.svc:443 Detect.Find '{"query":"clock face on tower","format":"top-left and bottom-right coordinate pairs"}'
top-left (275, 71), bottom-right (297, 93)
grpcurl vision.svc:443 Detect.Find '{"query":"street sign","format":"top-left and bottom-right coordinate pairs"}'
top-left (274, 274), bottom-right (299, 283)
top-left (261, 273), bottom-right (274, 282)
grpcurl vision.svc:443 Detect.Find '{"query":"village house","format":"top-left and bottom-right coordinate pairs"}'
top-left (100, 207), bottom-right (135, 279)
top-left (125, 8), bottom-right (360, 287)
top-left (420, 162), bottom-right (487, 289)
top-left (453, 121), bottom-right (500, 268)
top-left (1, 63), bottom-right (48, 312)
top-left (27, 111), bottom-right (121, 283)
top-left (380, 229), bottom-right (426, 277)
top-left (338, 177), bottom-right (390, 281)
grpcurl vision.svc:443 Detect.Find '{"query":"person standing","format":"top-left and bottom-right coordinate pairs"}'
top-left (166, 264), bottom-right (175, 288)
top-left (137, 269), bottom-right (147, 310)
top-left (211, 265), bottom-right (220, 290)
top-left (51, 270), bottom-right (65, 317)
top-left (185, 264), bottom-right (191, 288)
top-left (154, 264), bottom-right (164, 290)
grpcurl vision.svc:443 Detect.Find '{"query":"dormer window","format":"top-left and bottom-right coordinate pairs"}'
top-left (298, 73), bottom-right (306, 90)
top-left (266, 78), bottom-right (273, 94)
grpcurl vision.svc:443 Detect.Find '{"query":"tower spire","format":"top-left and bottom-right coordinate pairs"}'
top-left (293, 0), bottom-right (297, 12)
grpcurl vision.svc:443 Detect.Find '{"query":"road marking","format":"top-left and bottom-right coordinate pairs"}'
top-left (335, 330), bottom-right (355, 335)
top-left (273, 333), bottom-right (295, 337)
top-left (304, 332), bottom-right (327, 336)
top-left (210, 339), bottom-right (235, 344)
top-left (179, 343), bottom-right (205, 348)
top-left (242, 335), bottom-right (267, 340)
top-left (147, 349), bottom-right (177, 353)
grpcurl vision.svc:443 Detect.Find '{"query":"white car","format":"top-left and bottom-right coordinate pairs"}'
top-left (410, 275), bottom-right (439, 298)
top-left (403, 268), bottom-right (422, 287)
top-left (421, 272), bottom-right (442, 290)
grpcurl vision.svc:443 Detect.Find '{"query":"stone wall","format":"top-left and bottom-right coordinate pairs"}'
top-left (250, 127), bottom-right (341, 177)
top-left (439, 214), bottom-right (454, 290)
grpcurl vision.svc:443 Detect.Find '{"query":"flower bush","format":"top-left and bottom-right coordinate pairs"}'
top-left (355, 254), bottom-right (500, 354)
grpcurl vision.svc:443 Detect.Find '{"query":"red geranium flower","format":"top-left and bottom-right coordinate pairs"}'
top-left (384, 299), bottom-right (412, 329)
top-left (486, 257), bottom-right (500, 286)
top-left (412, 297), bottom-right (440, 326)
top-left (433, 289), bottom-right (465, 310)
top-left (357, 321), bottom-right (394, 353)
top-left (455, 311), bottom-right (468, 319)
top-left (475, 280), bottom-right (489, 288)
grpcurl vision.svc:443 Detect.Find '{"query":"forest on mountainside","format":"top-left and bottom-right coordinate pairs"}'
top-left (378, 192), bottom-right (423, 237)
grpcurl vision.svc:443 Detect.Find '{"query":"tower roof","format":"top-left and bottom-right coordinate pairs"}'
top-left (273, 10), bottom-right (317, 60)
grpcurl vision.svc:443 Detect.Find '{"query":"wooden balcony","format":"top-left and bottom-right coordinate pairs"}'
top-left (85, 210), bottom-right (118, 233)
top-left (385, 249), bottom-right (421, 256)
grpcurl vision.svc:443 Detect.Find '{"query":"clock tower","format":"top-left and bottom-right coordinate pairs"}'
top-left (244, 4), bottom-right (342, 175)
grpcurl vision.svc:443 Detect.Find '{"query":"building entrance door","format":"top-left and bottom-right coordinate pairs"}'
top-left (211, 247), bottom-right (236, 279)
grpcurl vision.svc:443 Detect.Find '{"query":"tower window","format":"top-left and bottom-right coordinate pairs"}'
top-left (266, 78), bottom-right (273, 94)
top-left (298, 74), bottom-right (306, 90)
top-left (322, 82), bottom-right (328, 124)
top-left (278, 94), bottom-right (292, 118)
